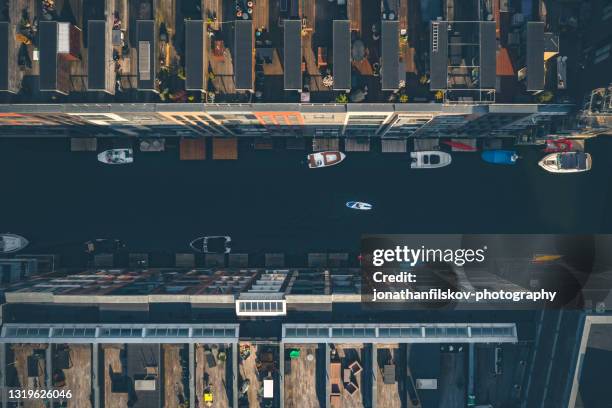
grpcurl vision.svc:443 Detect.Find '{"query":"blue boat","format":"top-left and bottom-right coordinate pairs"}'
top-left (481, 150), bottom-right (519, 165)
top-left (346, 201), bottom-right (373, 211)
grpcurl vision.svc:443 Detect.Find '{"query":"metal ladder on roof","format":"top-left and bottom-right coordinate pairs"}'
top-left (432, 22), bottom-right (439, 53)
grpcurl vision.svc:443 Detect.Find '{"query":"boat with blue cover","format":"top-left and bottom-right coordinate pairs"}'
top-left (481, 150), bottom-right (519, 165)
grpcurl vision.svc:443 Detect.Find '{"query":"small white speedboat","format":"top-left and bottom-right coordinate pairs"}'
top-left (538, 152), bottom-right (592, 173)
top-left (98, 148), bottom-right (134, 165)
top-left (410, 151), bottom-right (452, 169)
top-left (346, 201), bottom-right (373, 210)
top-left (307, 151), bottom-right (346, 168)
top-left (0, 233), bottom-right (29, 254)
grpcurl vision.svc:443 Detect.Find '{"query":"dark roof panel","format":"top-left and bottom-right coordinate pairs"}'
top-left (137, 20), bottom-right (156, 91)
top-left (234, 20), bottom-right (253, 91)
top-left (283, 20), bottom-right (302, 90)
top-left (39, 21), bottom-right (58, 91)
top-left (185, 20), bottom-right (205, 90)
top-left (0, 22), bottom-right (8, 91)
top-left (526, 22), bottom-right (544, 91)
top-left (87, 20), bottom-right (107, 91)
top-left (479, 21), bottom-right (496, 88)
top-left (333, 20), bottom-right (351, 91)
top-left (381, 21), bottom-right (400, 90)
top-left (430, 21), bottom-right (448, 89)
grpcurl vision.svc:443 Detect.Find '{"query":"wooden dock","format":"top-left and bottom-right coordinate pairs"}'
top-left (180, 138), bottom-right (207, 160)
top-left (212, 137), bottom-right (238, 160)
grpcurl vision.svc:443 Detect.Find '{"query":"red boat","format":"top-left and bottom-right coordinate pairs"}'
top-left (543, 138), bottom-right (573, 153)
top-left (442, 140), bottom-right (477, 152)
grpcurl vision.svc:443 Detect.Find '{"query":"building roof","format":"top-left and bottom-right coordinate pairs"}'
top-left (234, 20), bottom-right (253, 91)
top-left (283, 20), bottom-right (302, 91)
top-left (430, 21), bottom-right (448, 90)
top-left (496, 47), bottom-right (515, 76)
top-left (185, 20), bottom-right (205, 91)
top-left (381, 21), bottom-right (400, 90)
top-left (526, 21), bottom-right (545, 91)
top-left (136, 20), bottom-right (156, 91)
top-left (87, 20), bottom-right (107, 91)
top-left (479, 21), bottom-right (497, 88)
top-left (39, 21), bottom-right (59, 91)
top-left (332, 20), bottom-right (351, 91)
top-left (0, 22), bottom-right (9, 91)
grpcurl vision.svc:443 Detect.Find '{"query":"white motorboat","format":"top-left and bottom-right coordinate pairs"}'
top-left (346, 201), bottom-right (373, 210)
top-left (307, 151), bottom-right (346, 168)
top-left (538, 152), bottom-right (592, 173)
top-left (190, 236), bottom-right (232, 253)
top-left (98, 148), bottom-right (134, 165)
top-left (410, 151), bottom-right (452, 169)
top-left (0, 233), bottom-right (29, 254)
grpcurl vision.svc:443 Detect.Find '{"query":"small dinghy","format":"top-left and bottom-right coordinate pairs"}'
top-left (0, 233), bottom-right (29, 253)
top-left (346, 201), bottom-right (373, 210)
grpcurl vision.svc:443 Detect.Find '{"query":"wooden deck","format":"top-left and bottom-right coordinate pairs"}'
top-left (284, 345), bottom-right (320, 408)
top-left (195, 344), bottom-right (230, 408)
top-left (10, 0), bottom-right (40, 79)
top-left (202, 0), bottom-right (222, 30)
top-left (210, 47), bottom-right (236, 94)
top-left (11, 344), bottom-right (47, 408)
top-left (376, 347), bottom-right (401, 408)
top-left (103, 345), bottom-right (128, 408)
top-left (115, 0), bottom-right (138, 89)
top-left (64, 345), bottom-right (93, 408)
top-left (163, 345), bottom-right (186, 408)
top-left (300, 0), bottom-right (315, 30)
top-left (253, 0), bottom-right (269, 30)
top-left (347, 0), bottom-right (361, 32)
top-left (239, 343), bottom-right (261, 408)
top-left (302, 33), bottom-right (326, 91)
top-left (334, 344), bottom-right (365, 408)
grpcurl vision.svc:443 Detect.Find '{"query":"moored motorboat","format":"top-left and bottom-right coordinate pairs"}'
top-left (538, 151), bottom-right (592, 173)
top-left (190, 236), bottom-right (232, 253)
top-left (0, 233), bottom-right (29, 254)
top-left (410, 151), bottom-right (452, 169)
top-left (346, 201), bottom-right (373, 210)
top-left (98, 148), bottom-right (134, 165)
top-left (307, 151), bottom-right (346, 168)
top-left (481, 150), bottom-right (519, 165)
